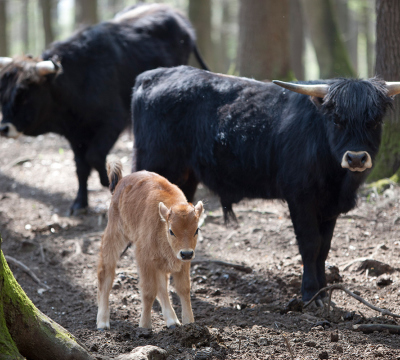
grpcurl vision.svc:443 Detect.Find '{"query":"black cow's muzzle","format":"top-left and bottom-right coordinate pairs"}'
top-left (0, 124), bottom-right (9, 137)
top-left (341, 151), bottom-right (372, 172)
top-left (0, 123), bottom-right (22, 139)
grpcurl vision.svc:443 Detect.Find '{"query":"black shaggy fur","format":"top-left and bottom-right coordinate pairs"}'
top-left (132, 66), bottom-right (393, 301)
top-left (0, 4), bottom-right (208, 214)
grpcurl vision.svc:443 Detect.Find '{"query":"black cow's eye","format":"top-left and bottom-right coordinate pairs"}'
top-left (194, 228), bottom-right (199, 236)
top-left (333, 119), bottom-right (341, 128)
top-left (169, 229), bottom-right (175, 237)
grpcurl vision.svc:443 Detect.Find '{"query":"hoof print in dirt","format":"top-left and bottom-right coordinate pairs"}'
top-left (342, 311), bottom-right (355, 321)
top-left (195, 347), bottom-right (213, 360)
top-left (137, 329), bottom-right (153, 339)
top-left (280, 298), bottom-right (304, 314)
top-left (174, 323), bottom-right (213, 348)
top-left (325, 264), bottom-right (342, 283)
top-left (318, 350), bottom-right (329, 359)
top-left (115, 345), bottom-right (167, 360)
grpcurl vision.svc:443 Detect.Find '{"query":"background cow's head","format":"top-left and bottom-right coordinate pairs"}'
top-left (0, 55), bottom-right (62, 138)
top-left (273, 79), bottom-right (400, 174)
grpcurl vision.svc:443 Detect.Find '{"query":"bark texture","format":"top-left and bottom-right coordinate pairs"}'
top-left (238, 0), bottom-right (291, 81)
top-left (301, 0), bottom-right (354, 78)
top-left (370, 0), bottom-right (400, 180)
top-left (0, 237), bottom-right (94, 360)
top-left (290, 0), bottom-right (304, 80)
top-left (40, 0), bottom-right (54, 47)
top-left (0, 0), bottom-right (8, 56)
top-left (75, 0), bottom-right (98, 30)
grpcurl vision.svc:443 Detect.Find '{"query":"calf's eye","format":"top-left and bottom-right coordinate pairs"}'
top-left (169, 229), bottom-right (175, 237)
top-left (194, 228), bottom-right (199, 236)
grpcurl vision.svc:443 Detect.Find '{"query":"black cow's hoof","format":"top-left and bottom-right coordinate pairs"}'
top-left (315, 299), bottom-right (324, 308)
top-left (69, 206), bottom-right (88, 216)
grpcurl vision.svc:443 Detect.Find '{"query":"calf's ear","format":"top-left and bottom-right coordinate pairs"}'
top-left (194, 201), bottom-right (204, 216)
top-left (159, 202), bottom-right (170, 222)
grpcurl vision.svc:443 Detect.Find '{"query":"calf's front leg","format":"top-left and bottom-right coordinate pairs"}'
top-left (173, 263), bottom-right (194, 325)
top-left (157, 272), bottom-right (180, 328)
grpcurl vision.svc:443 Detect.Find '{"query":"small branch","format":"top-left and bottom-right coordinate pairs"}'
top-left (304, 284), bottom-right (400, 319)
top-left (282, 335), bottom-right (294, 360)
top-left (5, 255), bottom-right (50, 290)
top-left (353, 324), bottom-right (400, 334)
top-left (191, 259), bottom-right (252, 273)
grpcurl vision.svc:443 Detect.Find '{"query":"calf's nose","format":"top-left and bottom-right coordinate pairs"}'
top-left (180, 250), bottom-right (194, 260)
top-left (0, 125), bottom-right (9, 137)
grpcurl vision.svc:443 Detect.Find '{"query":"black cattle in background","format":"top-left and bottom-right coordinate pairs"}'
top-left (132, 65), bottom-right (400, 303)
top-left (0, 3), bottom-right (208, 214)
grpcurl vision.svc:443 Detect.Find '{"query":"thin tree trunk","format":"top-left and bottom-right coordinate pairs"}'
top-left (0, 237), bottom-right (94, 360)
top-left (362, 0), bottom-right (375, 77)
top-left (188, 0), bottom-right (214, 70)
top-left (40, 0), bottom-right (54, 47)
top-left (301, 0), bottom-right (355, 78)
top-left (370, 0), bottom-right (400, 180)
top-left (22, 0), bottom-right (29, 52)
top-left (290, 0), bottom-right (304, 80)
top-left (75, 0), bottom-right (99, 30)
top-left (0, 0), bottom-right (8, 56)
top-left (238, 0), bottom-right (291, 81)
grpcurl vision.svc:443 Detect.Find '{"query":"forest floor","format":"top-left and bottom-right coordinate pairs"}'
top-left (1, 132), bottom-right (400, 360)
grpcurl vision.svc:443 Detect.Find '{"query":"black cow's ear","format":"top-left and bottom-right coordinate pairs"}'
top-left (310, 96), bottom-right (324, 108)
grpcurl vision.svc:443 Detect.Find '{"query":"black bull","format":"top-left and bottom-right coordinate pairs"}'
top-left (0, 4), bottom-right (208, 214)
top-left (132, 66), bottom-right (400, 302)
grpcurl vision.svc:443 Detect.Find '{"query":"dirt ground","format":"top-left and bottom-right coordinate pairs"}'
top-left (1, 132), bottom-right (400, 360)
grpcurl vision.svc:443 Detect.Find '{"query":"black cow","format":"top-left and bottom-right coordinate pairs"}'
top-left (0, 3), bottom-right (208, 214)
top-left (132, 65), bottom-right (400, 303)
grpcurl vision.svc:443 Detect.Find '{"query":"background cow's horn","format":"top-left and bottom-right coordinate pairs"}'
top-left (273, 80), bottom-right (329, 98)
top-left (0, 57), bottom-right (13, 69)
top-left (386, 82), bottom-right (400, 97)
top-left (35, 60), bottom-right (57, 76)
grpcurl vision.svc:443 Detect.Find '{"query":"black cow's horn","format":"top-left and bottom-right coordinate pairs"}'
top-left (0, 57), bottom-right (12, 69)
top-left (273, 80), bottom-right (329, 98)
top-left (386, 82), bottom-right (400, 97)
top-left (36, 60), bottom-right (57, 76)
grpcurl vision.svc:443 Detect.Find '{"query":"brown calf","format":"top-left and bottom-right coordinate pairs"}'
top-left (97, 159), bottom-right (203, 329)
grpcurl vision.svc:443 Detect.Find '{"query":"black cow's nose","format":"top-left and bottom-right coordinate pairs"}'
top-left (180, 250), bottom-right (194, 260)
top-left (346, 151), bottom-right (368, 168)
top-left (0, 125), bottom-right (9, 137)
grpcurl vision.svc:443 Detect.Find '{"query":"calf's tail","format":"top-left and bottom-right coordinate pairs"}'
top-left (106, 158), bottom-right (123, 194)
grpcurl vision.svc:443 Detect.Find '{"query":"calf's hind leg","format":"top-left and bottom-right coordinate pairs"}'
top-left (138, 266), bottom-right (158, 329)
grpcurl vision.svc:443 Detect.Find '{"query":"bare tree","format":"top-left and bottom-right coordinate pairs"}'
top-left (40, 0), bottom-right (55, 47)
top-left (238, 0), bottom-right (291, 80)
top-left (0, 0), bottom-right (8, 56)
top-left (75, 0), bottom-right (99, 30)
top-left (290, 0), bottom-right (304, 80)
top-left (301, 0), bottom-right (354, 78)
top-left (370, 0), bottom-right (400, 180)
top-left (21, 0), bottom-right (29, 52)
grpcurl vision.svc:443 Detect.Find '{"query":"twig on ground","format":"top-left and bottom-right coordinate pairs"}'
top-left (39, 244), bottom-right (46, 263)
top-left (353, 324), bottom-right (400, 334)
top-left (282, 334), bottom-right (294, 360)
top-left (5, 255), bottom-right (50, 289)
top-left (190, 259), bottom-right (252, 273)
top-left (341, 257), bottom-right (369, 271)
top-left (304, 284), bottom-right (400, 319)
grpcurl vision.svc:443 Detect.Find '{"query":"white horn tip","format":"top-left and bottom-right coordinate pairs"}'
top-left (36, 60), bottom-right (57, 76)
top-left (0, 57), bottom-right (13, 69)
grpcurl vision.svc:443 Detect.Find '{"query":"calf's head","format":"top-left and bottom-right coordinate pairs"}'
top-left (0, 56), bottom-right (61, 138)
top-left (159, 201), bottom-right (204, 261)
top-left (273, 79), bottom-right (400, 174)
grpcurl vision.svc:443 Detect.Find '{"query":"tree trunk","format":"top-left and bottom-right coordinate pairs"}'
top-left (0, 0), bottom-right (8, 56)
top-left (21, 0), bottom-right (29, 52)
top-left (301, 0), bottom-right (355, 78)
top-left (370, 0), bottom-right (400, 180)
top-left (362, 0), bottom-right (375, 78)
top-left (188, 0), bottom-right (214, 70)
top-left (75, 0), bottom-right (99, 30)
top-left (290, 0), bottom-right (305, 80)
top-left (0, 237), bottom-right (94, 360)
top-left (40, 0), bottom-right (54, 47)
top-left (238, 0), bottom-right (291, 81)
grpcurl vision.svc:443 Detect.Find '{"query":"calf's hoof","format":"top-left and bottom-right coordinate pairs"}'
top-left (97, 321), bottom-right (110, 330)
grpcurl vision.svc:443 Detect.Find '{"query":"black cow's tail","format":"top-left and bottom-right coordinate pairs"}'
top-left (193, 44), bottom-right (209, 71)
top-left (107, 157), bottom-right (123, 194)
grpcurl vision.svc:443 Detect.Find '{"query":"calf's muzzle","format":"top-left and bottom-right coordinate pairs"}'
top-left (341, 151), bottom-right (372, 172)
top-left (180, 250), bottom-right (194, 260)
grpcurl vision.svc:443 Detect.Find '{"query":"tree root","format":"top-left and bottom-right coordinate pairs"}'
top-left (5, 255), bottom-right (50, 290)
top-left (303, 284), bottom-right (400, 319)
top-left (353, 324), bottom-right (400, 334)
top-left (190, 259), bottom-right (252, 273)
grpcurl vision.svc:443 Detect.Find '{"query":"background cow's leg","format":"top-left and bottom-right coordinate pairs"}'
top-left (70, 143), bottom-right (91, 215)
top-left (178, 169), bottom-right (199, 203)
top-left (85, 126), bottom-right (122, 187)
top-left (316, 217), bottom-right (337, 298)
top-left (156, 272), bottom-right (180, 328)
top-left (288, 201), bottom-right (321, 302)
top-left (173, 263), bottom-right (194, 325)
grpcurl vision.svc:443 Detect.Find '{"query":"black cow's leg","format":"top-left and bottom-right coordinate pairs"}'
top-left (287, 201), bottom-right (321, 302)
top-left (179, 169), bottom-right (199, 203)
top-left (70, 148), bottom-right (91, 215)
top-left (316, 217), bottom-right (337, 298)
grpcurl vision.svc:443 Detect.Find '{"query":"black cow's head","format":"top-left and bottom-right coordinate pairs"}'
top-left (0, 56), bottom-right (62, 138)
top-left (273, 79), bottom-right (400, 174)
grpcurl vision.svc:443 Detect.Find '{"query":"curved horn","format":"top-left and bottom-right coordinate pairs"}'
top-left (35, 60), bottom-right (57, 76)
top-left (386, 82), bottom-right (400, 97)
top-left (273, 80), bottom-right (330, 98)
top-left (0, 57), bottom-right (13, 69)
